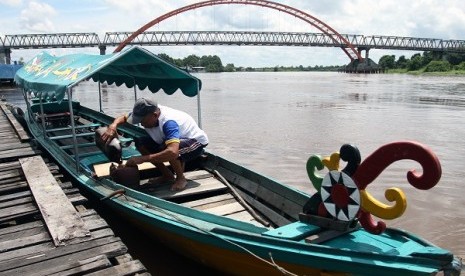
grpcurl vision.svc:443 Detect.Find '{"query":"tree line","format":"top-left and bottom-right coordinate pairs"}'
top-left (378, 51), bottom-right (465, 72)
top-left (158, 53), bottom-right (228, 72)
top-left (159, 51), bottom-right (465, 73)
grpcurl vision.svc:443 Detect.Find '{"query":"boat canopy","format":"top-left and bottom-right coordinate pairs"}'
top-left (14, 46), bottom-right (201, 101)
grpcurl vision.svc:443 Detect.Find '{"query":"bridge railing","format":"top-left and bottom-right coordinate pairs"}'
top-left (1, 31), bottom-right (465, 53)
top-left (2, 33), bottom-right (101, 49)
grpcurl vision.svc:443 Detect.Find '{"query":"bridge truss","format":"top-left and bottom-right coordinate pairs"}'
top-left (2, 33), bottom-right (100, 49)
top-left (1, 32), bottom-right (464, 53)
top-left (103, 31), bottom-right (465, 52)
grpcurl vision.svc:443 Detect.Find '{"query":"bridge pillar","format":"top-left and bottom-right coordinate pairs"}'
top-left (99, 45), bottom-right (106, 55)
top-left (1, 48), bottom-right (12, 64)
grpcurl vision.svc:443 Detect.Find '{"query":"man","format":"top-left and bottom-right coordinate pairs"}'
top-left (102, 98), bottom-right (208, 191)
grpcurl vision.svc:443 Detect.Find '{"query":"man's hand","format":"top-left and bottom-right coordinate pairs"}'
top-left (101, 125), bottom-right (117, 144)
top-left (126, 156), bottom-right (147, 167)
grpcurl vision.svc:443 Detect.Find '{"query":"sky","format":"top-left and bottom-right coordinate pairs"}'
top-left (1, 0), bottom-right (465, 67)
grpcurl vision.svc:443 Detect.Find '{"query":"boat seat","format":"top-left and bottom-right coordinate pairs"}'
top-left (50, 132), bottom-right (95, 140)
top-left (46, 123), bottom-right (101, 133)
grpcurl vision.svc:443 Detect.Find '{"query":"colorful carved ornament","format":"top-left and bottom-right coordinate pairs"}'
top-left (304, 141), bottom-right (442, 234)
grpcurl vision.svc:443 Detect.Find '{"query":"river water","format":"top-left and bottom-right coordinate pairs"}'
top-left (2, 72), bottom-right (464, 273)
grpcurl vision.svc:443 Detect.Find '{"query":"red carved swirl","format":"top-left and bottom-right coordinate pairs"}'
top-left (352, 141), bottom-right (442, 190)
top-left (358, 210), bottom-right (386, 234)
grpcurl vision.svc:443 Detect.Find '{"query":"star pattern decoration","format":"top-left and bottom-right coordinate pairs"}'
top-left (320, 171), bottom-right (360, 221)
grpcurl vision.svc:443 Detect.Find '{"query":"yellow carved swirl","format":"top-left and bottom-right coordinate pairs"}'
top-left (360, 188), bottom-right (407, 220)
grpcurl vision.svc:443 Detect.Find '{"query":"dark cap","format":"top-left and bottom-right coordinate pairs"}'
top-left (127, 98), bottom-right (158, 124)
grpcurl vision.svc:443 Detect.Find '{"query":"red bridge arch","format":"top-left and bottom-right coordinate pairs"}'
top-left (114, 0), bottom-right (363, 61)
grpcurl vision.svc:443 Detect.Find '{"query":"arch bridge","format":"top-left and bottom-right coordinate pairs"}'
top-left (1, 0), bottom-right (464, 71)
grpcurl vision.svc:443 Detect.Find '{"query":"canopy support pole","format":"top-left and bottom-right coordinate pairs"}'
top-left (67, 89), bottom-right (80, 172)
top-left (133, 79), bottom-right (138, 101)
top-left (38, 96), bottom-right (47, 138)
top-left (98, 81), bottom-right (103, 113)
top-left (196, 79), bottom-right (202, 128)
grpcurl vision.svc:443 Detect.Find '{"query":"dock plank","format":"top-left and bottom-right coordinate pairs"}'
top-left (0, 104), bottom-right (29, 142)
top-left (20, 156), bottom-right (90, 246)
top-left (0, 100), bottom-right (150, 275)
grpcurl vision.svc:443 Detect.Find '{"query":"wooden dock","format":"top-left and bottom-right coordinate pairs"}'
top-left (0, 103), bottom-right (150, 275)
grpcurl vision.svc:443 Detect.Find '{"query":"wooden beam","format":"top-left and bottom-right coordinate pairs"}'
top-left (0, 104), bottom-right (30, 142)
top-left (20, 156), bottom-right (90, 246)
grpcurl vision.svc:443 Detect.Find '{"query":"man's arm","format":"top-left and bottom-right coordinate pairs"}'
top-left (101, 114), bottom-right (127, 143)
top-left (126, 142), bottom-right (179, 167)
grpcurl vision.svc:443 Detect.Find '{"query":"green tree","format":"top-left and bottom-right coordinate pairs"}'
top-left (379, 55), bottom-right (396, 69)
top-left (424, 60), bottom-right (451, 72)
top-left (446, 52), bottom-right (465, 65)
top-left (456, 61), bottom-right (465, 70)
top-left (157, 53), bottom-right (175, 64)
top-left (200, 55), bottom-right (223, 72)
top-left (224, 63), bottom-right (235, 72)
top-left (396, 55), bottom-right (408, 69)
top-left (421, 51), bottom-right (434, 67)
top-left (183, 55), bottom-right (201, 67)
top-left (407, 54), bottom-right (423, 71)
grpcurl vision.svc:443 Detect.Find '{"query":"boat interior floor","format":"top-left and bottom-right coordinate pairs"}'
top-left (35, 113), bottom-right (271, 228)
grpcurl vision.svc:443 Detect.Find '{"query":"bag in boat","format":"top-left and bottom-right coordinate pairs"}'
top-left (109, 163), bottom-right (140, 187)
top-left (95, 127), bottom-right (122, 163)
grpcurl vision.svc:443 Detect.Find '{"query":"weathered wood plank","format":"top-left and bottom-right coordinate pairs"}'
top-left (217, 166), bottom-right (303, 221)
top-left (0, 220), bottom-right (43, 236)
top-left (0, 241), bottom-right (53, 263)
top-left (0, 181), bottom-right (28, 194)
top-left (2, 105), bottom-right (30, 141)
top-left (0, 232), bottom-right (50, 253)
top-left (236, 188), bottom-right (292, 227)
top-left (0, 238), bottom-right (126, 274)
top-left (0, 169), bottom-right (23, 180)
top-left (0, 202), bottom-right (37, 221)
top-left (0, 190), bottom-right (30, 203)
top-left (181, 193), bottom-right (234, 209)
top-left (0, 229), bottom-right (115, 263)
top-left (20, 156), bottom-right (90, 246)
top-left (203, 202), bottom-right (245, 216)
top-left (0, 196), bottom-right (33, 209)
top-left (47, 255), bottom-right (112, 276)
top-left (148, 176), bottom-right (228, 200)
top-left (0, 142), bottom-right (31, 152)
top-left (226, 210), bottom-right (263, 226)
top-left (0, 147), bottom-right (40, 161)
top-left (85, 260), bottom-right (146, 276)
top-left (0, 160), bottom-right (21, 171)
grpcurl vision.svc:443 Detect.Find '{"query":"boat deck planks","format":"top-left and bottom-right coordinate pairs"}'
top-left (140, 170), bottom-right (229, 200)
top-left (0, 102), bottom-right (150, 275)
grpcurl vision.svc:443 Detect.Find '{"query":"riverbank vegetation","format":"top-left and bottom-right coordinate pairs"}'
top-left (378, 51), bottom-right (465, 74)
top-left (158, 51), bottom-right (465, 74)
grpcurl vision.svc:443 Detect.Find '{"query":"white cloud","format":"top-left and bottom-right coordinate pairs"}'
top-left (4, 0), bottom-right (465, 66)
top-left (0, 0), bottom-right (22, 7)
top-left (19, 1), bottom-right (56, 32)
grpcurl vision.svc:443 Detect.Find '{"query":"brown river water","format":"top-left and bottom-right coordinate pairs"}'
top-left (2, 71), bottom-right (464, 274)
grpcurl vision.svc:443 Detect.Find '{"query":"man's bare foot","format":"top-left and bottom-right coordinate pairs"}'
top-left (147, 176), bottom-right (174, 185)
top-left (170, 178), bottom-right (187, 191)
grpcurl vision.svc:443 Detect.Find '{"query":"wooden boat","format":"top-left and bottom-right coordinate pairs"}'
top-left (13, 47), bottom-right (462, 276)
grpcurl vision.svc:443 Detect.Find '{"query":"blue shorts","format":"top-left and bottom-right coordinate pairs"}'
top-left (134, 136), bottom-right (206, 162)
